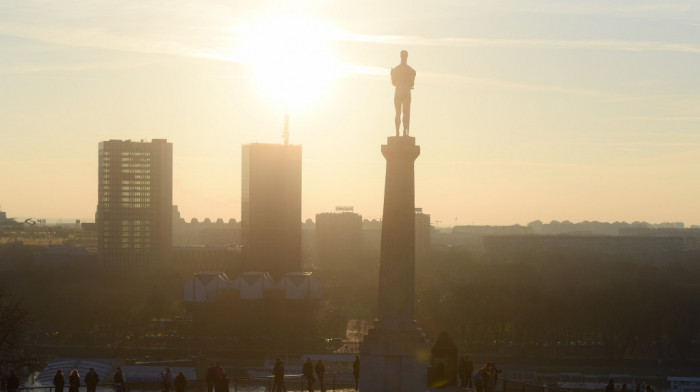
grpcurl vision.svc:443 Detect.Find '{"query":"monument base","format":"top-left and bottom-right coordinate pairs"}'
top-left (359, 323), bottom-right (430, 392)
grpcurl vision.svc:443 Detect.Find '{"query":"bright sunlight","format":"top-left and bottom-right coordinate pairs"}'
top-left (238, 14), bottom-right (340, 109)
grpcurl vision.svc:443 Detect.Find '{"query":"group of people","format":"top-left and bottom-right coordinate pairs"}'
top-left (460, 360), bottom-right (500, 392)
top-left (161, 367), bottom-right (188, 392)
top-left (9, 356), bottom-right (366, 392)
top-left (52, 368), bottom-right (101, 392)
top-left (49, 367), bottom-right (186, 392)
top-left (279, 355), bottom-right (360, 392)
top-left (458, 356), bottom-right (474, 389)
top-left (205, 363), bottom-right (228, 392)
top-left (301, 358), bottom-right (326, 392)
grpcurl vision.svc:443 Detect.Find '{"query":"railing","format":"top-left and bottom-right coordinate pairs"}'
top-left (1, 373), bottom-right (356, 392)
top-left (499, 377), bottom-right (575, 392)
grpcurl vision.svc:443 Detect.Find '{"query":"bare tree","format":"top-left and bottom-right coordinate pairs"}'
top-left (0, 291), bottom-right (30, 368)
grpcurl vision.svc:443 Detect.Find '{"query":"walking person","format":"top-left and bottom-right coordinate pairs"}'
top-left (220, 375), bottom-right (229, 392)
top-left (113, 367), bottom-right (126, 392)
top-left (213, 363), bottom-right (225, 392)
top-left (474, 366), bottom-right (485, 392)
top-left (484, 362), bottom-right (501, 392)
top-left (465, 357), bottom-right (474, 389)
top-left (69, 370), bottom-right (81, 392)
top-left (606, 379), bottom-right (615, 392)
top-left (303, 358), bottom-right (314, 392)
top-left (459, 357), bottom-right (467, 389)
top-left (272, 358), bottom-right (286, 392)
top-left (206, 364), bottom-right (215, 392)
top-left (352, 356), bottom-right (360, 390)
top-left (7, 370), bottom-right (20, 392)
top-left (54, 369), bottom-right (65, 392)
top-left (161, 368), bottom-right (174, 392)
top-left (85, 368), bottom-right (100, 392)
top-left (314, 360), bottom-right (325, 392)
top-left (174, 372), bottom-right (186, 392)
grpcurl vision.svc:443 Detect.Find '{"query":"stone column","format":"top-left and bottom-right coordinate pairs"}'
top-left (377, 136), bottom-right (419, 330)
top-left (359, 136), bottom-right (429, 392)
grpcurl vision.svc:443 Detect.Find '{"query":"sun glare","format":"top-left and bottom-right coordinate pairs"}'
top-left (238, 14), bottom-right (340, 109)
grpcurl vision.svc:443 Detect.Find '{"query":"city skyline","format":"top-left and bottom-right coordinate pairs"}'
top-left (3, 1), bottom-right (700, 226)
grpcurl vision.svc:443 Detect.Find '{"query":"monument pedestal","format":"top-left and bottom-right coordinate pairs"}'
top-left (359, 136), bottom-right (429, 392)
top-left (359, 322), bottom-right (429, 392)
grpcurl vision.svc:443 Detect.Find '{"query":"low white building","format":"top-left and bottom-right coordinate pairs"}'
top-left (279, 272), bottom-right (323, 299)
top-left (232, 271), bottom-right (278, 299)
top-left (183, 271), bottom-right (235, 302)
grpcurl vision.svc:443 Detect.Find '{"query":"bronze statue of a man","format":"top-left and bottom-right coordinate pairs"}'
top-left (391, 50), bottom-right (416, 136)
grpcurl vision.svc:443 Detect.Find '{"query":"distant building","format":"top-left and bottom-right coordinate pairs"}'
top-left (316, 206), bottom-right (362, 268)
top-left (0, 209), bottom-right (21, 228)
top-left (301, 218), bottom-right (316, 268)
top-left (172, 245), bottom-right (240, 273)
top-left (97, 139), bottom-right (172, 271)
top-left (172, 206), bottom-right (240, 246)
top-left (452, 225), bottom-right (532, 236)
top-left (618, 227), bottom-right (700, 237)
top-left (241, 143), bottom-right (302, 278)
top-left (415, 208), bottom-right (431, 252)
top-left (484, 234), bottom-right (694, 263)
top-left (362, 219), bottom-right (383, 251)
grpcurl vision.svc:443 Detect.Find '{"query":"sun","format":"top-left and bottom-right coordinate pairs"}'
top-left (238, 13), bottom-right (340, 110)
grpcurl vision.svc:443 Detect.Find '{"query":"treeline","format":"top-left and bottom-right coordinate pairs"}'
top-left (412, 249), bottom-right (700, 361)
top-left (2, 241), bottom-right (700, 363)
top-left (0, 265), bottom-right (184, 343)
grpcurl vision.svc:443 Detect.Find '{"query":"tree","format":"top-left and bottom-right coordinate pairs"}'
top-left (0, 291), bottom-right (30, 367)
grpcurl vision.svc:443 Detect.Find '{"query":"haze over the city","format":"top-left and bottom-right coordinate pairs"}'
top-left (2, 0), bottom-right (700, 226)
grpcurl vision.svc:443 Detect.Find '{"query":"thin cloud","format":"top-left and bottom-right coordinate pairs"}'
top-left (0, 61), bottom-right (151, 74)
top-left (420, 71), bottom-right (626, 99)
top-left (450, 160), bottom-right (602, 169)
top-left (338, 63), bottom-right (386, 77)
top-left (625, 116), bottom-right (700, 121)
top-left (0, 23), bottom-right (671, 100)
top-left (464, 1), bottom-right (699, 18)
top-left (0, 23), bottom-right (243, 63)
top-left (338, 34), bottom-right (700, 54)
top-left (453, 158), bottom-right (700, 171)
top-left (618, 141), bottom-right (700, 147)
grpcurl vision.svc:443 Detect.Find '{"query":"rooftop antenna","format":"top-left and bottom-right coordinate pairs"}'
top-left (283, 104), bottom-right (290, 145)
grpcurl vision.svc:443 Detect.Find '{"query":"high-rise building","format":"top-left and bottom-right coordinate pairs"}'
top-left (97, 139), bottom-right (172, 271)
top-left (316, 206), bottom-right (362, 267)
top-left (241, 143), bottom-right (302, 278)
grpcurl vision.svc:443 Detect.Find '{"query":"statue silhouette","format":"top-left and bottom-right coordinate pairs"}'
top-left (391, 50), bottom-right (416, 136)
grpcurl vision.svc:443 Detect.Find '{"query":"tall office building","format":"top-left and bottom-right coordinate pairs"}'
top-left (241, 143), bottom-right (302, 278)
top-left (97, 139), bottom-right (173, 271)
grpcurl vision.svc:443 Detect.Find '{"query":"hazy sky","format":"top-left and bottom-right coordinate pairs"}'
top-left (2, 0), bottom-right (700, 226)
